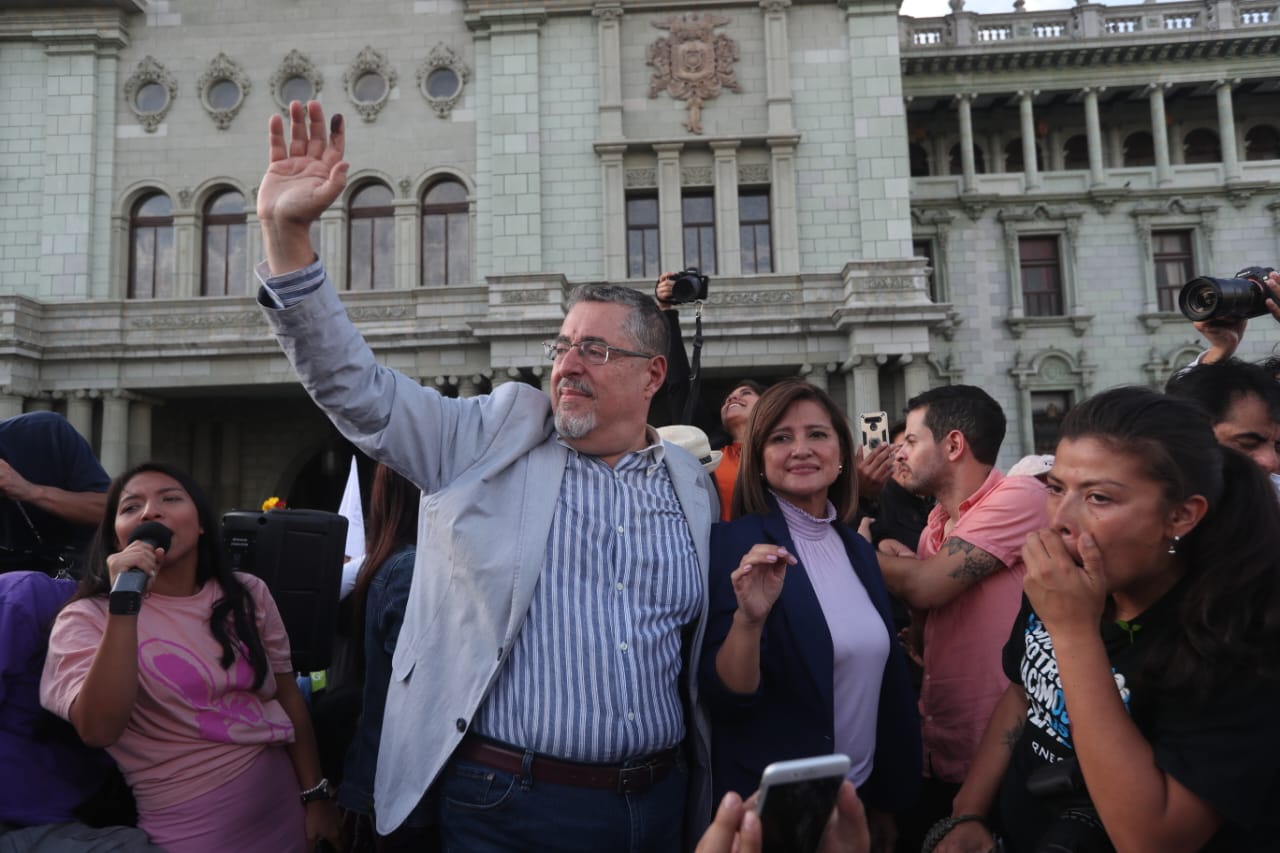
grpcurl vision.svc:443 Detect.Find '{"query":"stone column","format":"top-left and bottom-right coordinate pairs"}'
top-left (593, 3), bottom-right (624, 139)
top-left (955, 93), bottom-right (977, 193)
top-left (902, 354), bottom-right (930, 401)
top-left (244, 211), bottom-right (263, 297)
top-left (1147, 83), bottom-right (1172, 185)
top-left (1018, 90), bottom-right (1040, 189)
top-left (532, 366), bottom-right (552, 395)
top-left (1082, 86), bottom-right (1105, 187)
top-left (393, 196), bottom-right (419, 290)
top-left (26, 399), bottom-right (53, 412)
top-left (768, 139), bottom-right (800, 273)
top-left (1215, 78), bottom-right (1241, 182)
top-left (172, 209), bottom-right (197, 298)
top-left (485, 9), bottom-right (546, 276)
top-left (655, 144), bottom-right (684, 273)
top-left (458, 375), bottom-right (482, 397)
top-left (711, 141), bottom-right (741, 276)
top-left (127, 400), bottom-right (153, 467)
top-left (599, 144), bottom-right (627, 280)
top-left (65, 393), bottom-right (94, 442)
top-left (490, 367), bottom-right (521, 388)
top-left (799, 363), bottom-right (830, 393)
top-left (100, 393), bottom-right (130, 476)
top-left (0, 394), bottom-right (22, 420)
top-left (761, 0), bottom-right (795, 133)
top-left (843, 357), bottom-right (881, 422)
top-left (190, 420), bottom-right (214, 493)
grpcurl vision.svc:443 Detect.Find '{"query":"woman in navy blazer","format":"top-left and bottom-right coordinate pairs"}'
top-left (698, 379), bottom-right (921, 840)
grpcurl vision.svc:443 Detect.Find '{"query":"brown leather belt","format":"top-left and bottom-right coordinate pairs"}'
top-left (455, 735), bottom-right (678, 795)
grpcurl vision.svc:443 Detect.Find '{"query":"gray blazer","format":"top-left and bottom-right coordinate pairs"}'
top-left (264, 282), bottom-right (714, 845)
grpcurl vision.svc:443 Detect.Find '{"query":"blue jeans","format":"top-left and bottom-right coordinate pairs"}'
top-left (438, 750), bottom-right (687, 853)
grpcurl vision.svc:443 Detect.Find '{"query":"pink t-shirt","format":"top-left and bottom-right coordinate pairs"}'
top-left (916, 469), bottom-right (1048, 783)
top-left (40, 573), bottom-right (296, 812)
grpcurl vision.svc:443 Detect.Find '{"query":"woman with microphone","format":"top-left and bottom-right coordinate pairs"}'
top-left (39, 462), bottom-right (342, 853)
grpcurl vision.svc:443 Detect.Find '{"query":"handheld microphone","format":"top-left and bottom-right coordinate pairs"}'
top-left (108, 521), bottom-right (174, 616)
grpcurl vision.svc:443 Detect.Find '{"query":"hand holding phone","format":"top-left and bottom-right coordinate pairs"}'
top-left (858, 412), bottom-right (889, 449)
top-left (756, 754), bottom-right (851, 853)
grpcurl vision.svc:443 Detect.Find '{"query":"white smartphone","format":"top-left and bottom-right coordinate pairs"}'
top-left (755, 753), bottom-right (851, 853)
top-left (859, 411), bottom-right (889, 449)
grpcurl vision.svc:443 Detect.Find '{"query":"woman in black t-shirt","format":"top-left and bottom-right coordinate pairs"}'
top-left (929, 386), bottom-right (1280, 853)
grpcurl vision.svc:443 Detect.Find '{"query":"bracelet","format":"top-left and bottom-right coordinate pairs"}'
top-left (921, 814), bottom-right (987, 853)
top-left (299, 778), bottom-right (332, 804)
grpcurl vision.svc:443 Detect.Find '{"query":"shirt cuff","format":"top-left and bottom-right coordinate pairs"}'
top-left (255, 258), bottom-right (326, 309)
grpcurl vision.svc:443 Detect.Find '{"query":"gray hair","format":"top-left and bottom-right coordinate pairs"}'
top-left (564, 284), bottom-right (669, 357)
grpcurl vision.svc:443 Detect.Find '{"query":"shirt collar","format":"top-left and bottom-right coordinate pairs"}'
top-left (556, 426), bottom-right (666, 468)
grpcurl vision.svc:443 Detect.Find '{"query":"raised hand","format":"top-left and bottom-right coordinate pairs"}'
top-left (730, 544), bottom-right (796, 625)
top-left (855, 442), bottom-right (896, 501)
top-left (258, 100), bottom-right (350, 275)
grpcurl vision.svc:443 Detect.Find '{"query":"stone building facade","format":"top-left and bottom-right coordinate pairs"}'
top-left (0, 0), bottom-right (1277, 510)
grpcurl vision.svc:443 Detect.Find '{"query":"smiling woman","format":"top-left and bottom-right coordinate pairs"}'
top-left (699, 378), bottom-right (922, 826)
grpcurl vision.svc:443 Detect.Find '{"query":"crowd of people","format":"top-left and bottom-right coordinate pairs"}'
top-left (2, 99), bottom-right (1279, 853)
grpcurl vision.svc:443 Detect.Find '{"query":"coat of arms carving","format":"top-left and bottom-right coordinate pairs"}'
top-left (646, 14), bottom-right (741, 135)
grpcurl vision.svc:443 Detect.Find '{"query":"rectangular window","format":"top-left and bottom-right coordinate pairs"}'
top-left (682, 193), bottom-right (716, 274)
top-left (1031, 391), bottom-right (1072, 454)
top-left (739, 190), bottom-right (772, 274)
top-left (1019, 235), bottom-right (1064, 316)
top-left (626, 195), bottom-right (659, 279)
top-left (914, 238), bottom-right (938, 301)
top-left (1153, 229), bottom-right (1194, 312)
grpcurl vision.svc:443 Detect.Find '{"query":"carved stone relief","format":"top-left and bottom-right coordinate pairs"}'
top-left (737, 164), bottom-right (770, 184)
top-left (647, 13), bottom-right (742, 134)
top-left (124, 56), bottom-right (178, 133)
top-left (418, 43), bottom-right (471, 119)
top-left (270, 50), bottom-right (323, 112)
top-left (625, 168), bottom-right (657, 188)
top-left (680, 166), bottom-right (714, 186)
top-left (344, 47), bottom-right (398, 123)
top-left (197, 53), bottom-right (251, 130)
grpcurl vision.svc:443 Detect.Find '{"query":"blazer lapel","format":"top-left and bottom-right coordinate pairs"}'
top-left (505, 437), bottom-right (568, 641)
top-left (761, 505), bottom-right (834, 707)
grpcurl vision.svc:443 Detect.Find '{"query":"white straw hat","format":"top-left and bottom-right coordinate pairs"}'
top-left (657, 424), bottom-right (723, 473)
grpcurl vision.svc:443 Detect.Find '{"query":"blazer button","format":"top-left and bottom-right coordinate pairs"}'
top-left (456, 718), bottom-right (467, 733)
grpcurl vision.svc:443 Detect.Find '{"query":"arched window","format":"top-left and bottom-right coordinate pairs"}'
top-left (348, 182), bottom-right (394, 291)
top-left (1123, 131), bottom-right (1154, 166)
top-left (1245, 125), bottom-right (1280, 161)
top-left (1183, 128), bottom-right (1221, 164)
top-left (421, 179), bottom-right (470, 286)
top-left (909, 143), bottom-right (930, 177)
top-left (1005, 138), bottom-right (1043, 172)
top-left (202, 189), bottom-right (247, 296)
top-left (948, 143), bottom-right (986, 175)
top-left (129, 192), bottom-right (174, 299)
top-left (1062, 135), bottom-right (1089, 171)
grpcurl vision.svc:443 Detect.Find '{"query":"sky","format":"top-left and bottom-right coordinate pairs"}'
top-left (899, 0), bottom-right (1175, 18)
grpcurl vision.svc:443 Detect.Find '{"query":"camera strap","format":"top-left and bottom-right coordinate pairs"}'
top-left (681, 301), bottom-right (705, 425)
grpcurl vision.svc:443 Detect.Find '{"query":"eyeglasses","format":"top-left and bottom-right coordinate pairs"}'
top-left (542, 339), bottom-right (656, 365)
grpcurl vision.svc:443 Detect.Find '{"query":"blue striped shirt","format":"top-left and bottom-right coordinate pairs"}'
top-left (473, 437), bottom-right (704, 762)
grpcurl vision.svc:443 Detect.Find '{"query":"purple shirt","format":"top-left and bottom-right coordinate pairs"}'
top-left (1, 571), bottom-right (113, 825)
top-left (776, 495), bottom-right (889, 787)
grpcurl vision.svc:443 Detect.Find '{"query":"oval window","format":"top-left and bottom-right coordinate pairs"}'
top-left (281, 75), bottom-right (313, 104)
top-left (353, 72), bottom-right (388, 104)
top-left (207, 79), bottom-right (241, 110)
top-left (426, 68), bottom-right (460, 99)
top-left (135, 82), bottom-right (169, 113)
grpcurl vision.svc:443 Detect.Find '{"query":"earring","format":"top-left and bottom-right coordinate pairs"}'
top-left (838, 464), bottom-right (844, 472)
top-left (1167, 535), bottom-right (1181, 555)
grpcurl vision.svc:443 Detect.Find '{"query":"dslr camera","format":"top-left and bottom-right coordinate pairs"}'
top-left (1025, 758), bottom-right (1114, 853)
top-left (667, 267), bottom-right (709, 305)
top-left (1178, 265), bottom-right (1276, 323)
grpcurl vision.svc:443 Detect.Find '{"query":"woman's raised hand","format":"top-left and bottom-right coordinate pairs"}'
top-left (730, 544), bottom-right (797, 625)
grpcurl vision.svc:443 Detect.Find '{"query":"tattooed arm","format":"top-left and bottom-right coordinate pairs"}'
top-left (877, 534), bottom-right (1007, 611)
top-left (932, 685), bottom-right (1029, 853)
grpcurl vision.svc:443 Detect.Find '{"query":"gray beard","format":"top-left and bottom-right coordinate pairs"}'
top-left (555, 408), bottom-right (596, 439)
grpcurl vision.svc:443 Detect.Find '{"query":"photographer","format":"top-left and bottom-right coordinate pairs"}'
top-left (1183, 268), bottom-right (1280, 366)
top-left (655, 270), bottom-right (767, 521)
top-left (931, 388), bottom-right (1280, 853)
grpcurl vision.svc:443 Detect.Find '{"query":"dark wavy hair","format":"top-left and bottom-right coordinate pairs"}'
top-left (348, 463), bottom-right (419, 682)
top-left (1059, 387), bottom-right (1280, 695)
top-left (906, 384), bottom-right (1007, 466)
top-left (71, 462), bottom-right (270, 690)
top-left (732, 378), bottom-right (859, 524)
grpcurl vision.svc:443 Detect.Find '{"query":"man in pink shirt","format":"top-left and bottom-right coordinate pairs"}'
top-left (875, 385), bottom-right (1048, 850)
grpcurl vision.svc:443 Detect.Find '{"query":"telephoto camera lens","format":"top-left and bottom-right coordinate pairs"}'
top-left (1178, 267), bottom-right (1275, 322)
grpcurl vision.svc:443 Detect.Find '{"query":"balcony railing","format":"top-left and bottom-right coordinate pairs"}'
top-left (901, 0), bottom-right (1279, 50)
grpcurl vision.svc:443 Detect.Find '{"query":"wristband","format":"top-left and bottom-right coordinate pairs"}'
top-left (300, 778), bottom-right (332, 804)
top-left (921, 814), bottom-right (988, 853)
